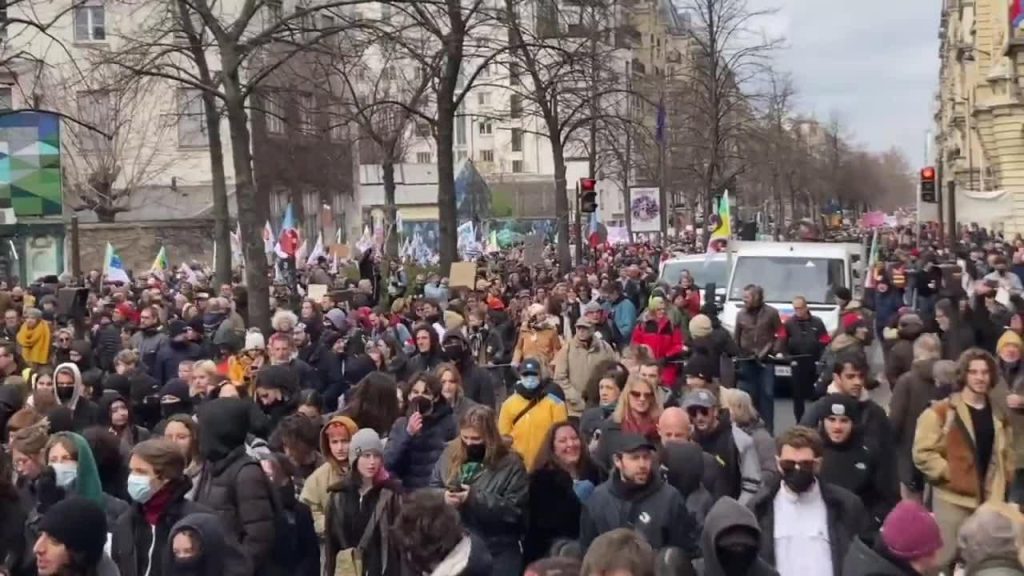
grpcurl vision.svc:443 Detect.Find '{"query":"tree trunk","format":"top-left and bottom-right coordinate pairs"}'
top-left (551, 139), bottom-right (570, 273)
top-left (221, 64), bottom-right (270, 331)
top-left (382, 157), bottom-right (399, 259)
top-left (203, 92), bottom-right (231, 286)
top-left (436, 103), bottom-right (457, 269)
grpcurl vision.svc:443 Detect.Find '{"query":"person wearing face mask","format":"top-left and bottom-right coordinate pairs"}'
top-left (694, 497), bottom-right (777, 576)
top-left (28, 431), bottom-right (131, 569)
top-left (579, 432), bottom-right (699, 557)
top-left (914, 348), bottom-right (1014, 572)
top-left (430, 405), bottom-right (528, 576)
top-left (53, 363), bottom-right (99, 432)
top-left (437, 331), bottom-right (496, 408)
top-left (553, 317), bottom-right (617, 418)
top-left (383, 373), bottom-right (457, 490)
top-left (164, 512), bottom-right (253, 576)
top-left (747, 426), bottom-right (867, 576)
top-left (111, 439), bottom-right (210, 576)
top-left (498, 358), bottom-right (568, 470)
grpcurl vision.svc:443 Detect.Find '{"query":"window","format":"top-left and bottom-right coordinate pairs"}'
top-left (0, 87), bottom-right (12, 111)
top-left (178, 89), bottom-right (207, 147)
top-left (511, 128), bottom-right (522, 151)
top-left (415, 122), bottom-right (431, 137)
top-left (729, 256), bottom-right (845, 304)
top-left (510, 94), bottom-right (522, 118)
top-left (382, 67), bottom-right (397, 81)
top-left (416, 152), bottom-right (432, 164)
top-left (478, 121), bottom-right (492, 135)
top-left (296, 92), bottom-right (314, 133)
top-left (456, 150), bottom-right (468, 161)
top-left (477, 92), bottom-right (490, 106)
top-left (74, 3), bottom-right (106, 42)
top-left (263, 91), bottom-right (285, 134)
top-left (511, 160), bottom-right (524, 173)
top-left (479, 149), bottom-right (494, 162)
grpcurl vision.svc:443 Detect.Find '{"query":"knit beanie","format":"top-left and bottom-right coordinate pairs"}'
top-left (244, 329), bottom-right (266, 352)
top-left (689, 315), bottom-right (713, 339)
top-left (349, 428), bottom-right (384, 462)
top-left (881, 500), bottom-right (943, 561)
top-left (819, 393), bottom-right (860, 422)
top-left (168, 320), bottom-right (188, 339)
top-left (38, 497), bottom-right (108, 566)
top-left (997, 330), bottom-right (1023, 354)
top-left (325, 309), bottom-right (348, 333)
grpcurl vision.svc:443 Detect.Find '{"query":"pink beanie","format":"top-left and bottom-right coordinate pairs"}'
top-left (881, 501), bottom-right (943, 561)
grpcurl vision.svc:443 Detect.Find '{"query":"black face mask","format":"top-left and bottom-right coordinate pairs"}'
top-left (410, 396), bottom-right (433, 415)
top-left (441, 344), bottom-right (464, 362)
top-left (464, 443), bottom-right (486, 462)
top-left (717, 544), bottom-right (759, 576)
top-left (782, 467), bottom-right (815, 493)
top-left (161, 401), bottom-right (192, 419)
top-left (56, 386), bottom-right (75, 402)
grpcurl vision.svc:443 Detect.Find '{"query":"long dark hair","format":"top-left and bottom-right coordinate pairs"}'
top-left (531, 421), bottom-right (596, 477)
top-left (342, 372), bottom-right (401, 435)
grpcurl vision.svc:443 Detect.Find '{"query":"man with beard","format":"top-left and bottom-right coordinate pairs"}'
top-left (579, 432), bottom-right (698, 557)
top-left (734, 285), bottom-right (783, 431)
top-left (267, 333), bottom-right (319, 391)
top-left (686, 389), bottom-right (760, 503)
top-left (441, 331), bottom-right (496, 407)
top-left (747, 426), bottom-right (866, 576)
top-left (130, 306), bottom-right (167, 377)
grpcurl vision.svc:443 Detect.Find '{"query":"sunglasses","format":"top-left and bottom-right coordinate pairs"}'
top-left (686, 406), bottom-right (710, 418)
top-left (778, 459), bottom-right (817, 472)
top-left (629, 390), bottom-right (654, 399)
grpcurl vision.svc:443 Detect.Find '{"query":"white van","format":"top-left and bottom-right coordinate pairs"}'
top-left (658, 253), bottom-right (729, 306)
top-left (720, 241), bottom-right (865, 341)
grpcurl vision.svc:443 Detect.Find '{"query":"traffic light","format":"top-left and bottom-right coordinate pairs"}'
top-left (920, 166), bottom-right (937, 203)
top-left (579, 178), bottom-right (598, 213)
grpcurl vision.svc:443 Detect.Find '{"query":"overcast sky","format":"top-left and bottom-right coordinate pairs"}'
top-left (753, 0), bottom-right (940, 163)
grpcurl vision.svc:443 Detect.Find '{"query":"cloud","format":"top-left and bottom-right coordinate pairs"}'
top-left (751, 0), bottom-right (939, 161)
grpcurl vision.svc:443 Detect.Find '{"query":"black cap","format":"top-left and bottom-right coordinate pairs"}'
top-left (520, 357), bottom-right (542, 376)
top-left (684, 356), bottom-right (715, 381)
top-left (613, 432), bottom-right (656, 454)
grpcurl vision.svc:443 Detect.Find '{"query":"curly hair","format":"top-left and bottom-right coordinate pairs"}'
top-left (391, 490), bottom-right (465, 575)
top-left (956, 347), bottom-right (999, 392)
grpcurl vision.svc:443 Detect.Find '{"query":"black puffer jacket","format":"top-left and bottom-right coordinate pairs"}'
top-left (154, 340), bottom-right (203, 385)
top-left (163, 513), bottom-right (253, 576)
top-left (442, 332), bottom-right (496, 408)
top-left (111, 478), bottom-right (211, 576)
top-left (384, 400), bottom-right (458, 490)
top-left (194, 399), bottom-right (277, 569)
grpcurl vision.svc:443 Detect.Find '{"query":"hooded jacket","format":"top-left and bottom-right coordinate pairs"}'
top-left (661, 442), bottom-right (715, 534)
top-left (694, 498), bottom-right (778, 576)
top-left (631, 315), bottom-right (686, 388)
top-left (512, 317), bottom-right (562, 367)
top-left (163, 512), bottom-right (254, 576)
top-left (193, 399), bottom-right (277, 568)
top-left (385, 399), bottom-right (458, 490)
top-left (440, 331), bottom-right (496, 408)
top-left (111, 477), bottom-right (211, 576)
top-left (819, 428), bottom-right (899, 529)
top-left (694, 411), bottom-right (744, 502)
top-left (97, 392), bottom-right (151, 449)
top-left (580, 469), bottom-right (699, 556)
top-left (54, 362), bottom-right (99, 431)
top-left (300, 415), bottom-right (358, 539)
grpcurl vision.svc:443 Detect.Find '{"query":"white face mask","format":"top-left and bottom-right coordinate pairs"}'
top-left (51, 462), bottom-right (78, 488)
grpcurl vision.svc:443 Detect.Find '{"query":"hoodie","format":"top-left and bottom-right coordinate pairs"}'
top-left (695, 498), bottom-right (778, 576)
top-left (164, 513), bottom-right (253, 576)
top-left (661, 442), bottom-right (715, 533)
top-left (46, 432), bottom-right (131, 538)
top-left (439, 331), bottom-right (496, 407)
top-left (299, 415), bottom-right (358, 538)
top-left (54, 362), bottom-right (99, 431)
top-left (97, 392), bottom-right (151, 449)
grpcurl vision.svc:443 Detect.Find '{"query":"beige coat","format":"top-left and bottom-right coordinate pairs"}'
top-left (553, 338), bottom-right (617, 416)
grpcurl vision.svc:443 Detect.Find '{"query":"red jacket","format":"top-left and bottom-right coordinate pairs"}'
top-left (679, 288), bottom-right (701, 318)
top-left (632, 316), bottom-right (685, 388)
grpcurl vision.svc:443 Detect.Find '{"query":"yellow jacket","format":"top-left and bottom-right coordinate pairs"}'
top-left (913, 393), bottom-right (1014, 510)
top-left (499, 391), bottom-right (568, 470)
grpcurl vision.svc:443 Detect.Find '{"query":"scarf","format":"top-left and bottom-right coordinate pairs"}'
top-left (622, 413), bottom-right (659, 443)
top-left (17, 321), bottom-right (50, 365)
top-left (143, 481), bottom-right (178, 525)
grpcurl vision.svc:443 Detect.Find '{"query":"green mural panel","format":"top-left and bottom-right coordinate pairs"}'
top-left (0, 113), bottom-right (63, 217)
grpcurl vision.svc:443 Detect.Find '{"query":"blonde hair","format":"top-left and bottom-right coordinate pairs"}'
top-left (720, 388), bottom-right (758, 427)
top-left (192, 360), bottom-right (218, 379)
top-left (612, 376), bottom-right (663, 424)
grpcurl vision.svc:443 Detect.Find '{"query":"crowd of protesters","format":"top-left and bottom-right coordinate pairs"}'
top-left (0, 224), bottom-right (1022, 576)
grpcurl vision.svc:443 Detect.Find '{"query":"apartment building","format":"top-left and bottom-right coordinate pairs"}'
top-left (935, 0), bottom-right (1024, 232)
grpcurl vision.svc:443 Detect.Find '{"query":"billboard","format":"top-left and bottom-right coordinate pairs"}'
top-left (629, 187), bottom-right (661, 233)
top-left (0, 112), bottom-right (63, 217)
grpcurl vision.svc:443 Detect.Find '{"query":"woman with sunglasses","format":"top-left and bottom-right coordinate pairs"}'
top-left (612, 376), bottom-right (663, 444)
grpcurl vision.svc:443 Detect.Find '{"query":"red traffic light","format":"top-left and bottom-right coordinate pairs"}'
top-left (579, 178), bottom-right (596, 191)
top-left (920, 167), bottom-right (936, 181)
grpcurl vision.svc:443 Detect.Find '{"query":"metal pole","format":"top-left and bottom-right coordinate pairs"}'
top-left (947, 179), bottom-right (957, 248)
top-left (70, 215), bottom-right (81, 279)
top-left (574, 180), bottom-right (582, 264)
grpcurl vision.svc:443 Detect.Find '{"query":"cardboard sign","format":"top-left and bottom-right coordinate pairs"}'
top-left (308, 284), bottom-right (328, 302)
top-left (329, 244), bottom-right (350, 259)
top-left (524, 233), bottom-right (544, 266)
top-left (449, 262), bottom-right (477, 288)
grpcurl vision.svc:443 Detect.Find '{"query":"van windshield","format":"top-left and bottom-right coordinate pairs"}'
top-left (660, 259), bottom-right (729, 289)
top-left (729, 256), bottom-right (845, 304)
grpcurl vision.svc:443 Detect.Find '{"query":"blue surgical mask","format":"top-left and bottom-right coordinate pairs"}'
top-left (127, 474), bottom-right (155, 503)
top-left (51, 462), bottom-right (77, 488)
top-left (521, 375), bottom-right (541, 390)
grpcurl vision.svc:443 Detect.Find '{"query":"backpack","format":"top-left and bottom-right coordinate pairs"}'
top-left (224, 456), bottom-right (299, 567)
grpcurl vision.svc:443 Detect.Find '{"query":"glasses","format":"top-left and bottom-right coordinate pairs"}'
top-left (686, 406), bottom-right (710, 418)
top-left (57, 338), bottom-right (70, 343)
top-left (778, 459), bottom-right (817, 472)
top-left (629, 390), bottom-right (654, 399)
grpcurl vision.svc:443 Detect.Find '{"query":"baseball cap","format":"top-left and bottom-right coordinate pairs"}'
top-left (682, 389), bottom-right (717, 410)
top-left (520, 358), bottom-right (542, 376)
top-left (584, 301), bottom-right (602, 314)
top-left (613, 432), bottom-right (656, 454)
top-left (575, 316), bottom-right (594, 329)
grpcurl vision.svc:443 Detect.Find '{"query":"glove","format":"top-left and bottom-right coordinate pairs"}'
top-left (573, 479), bottom-right (595, 501)
top-left (35, 467), bottom-right (64, 514)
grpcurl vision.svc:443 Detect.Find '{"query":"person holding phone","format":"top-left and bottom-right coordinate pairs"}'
top-left (430, 405), bottom-right (528, 576)
top-left (383, 373), bottom-right (457, 490)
